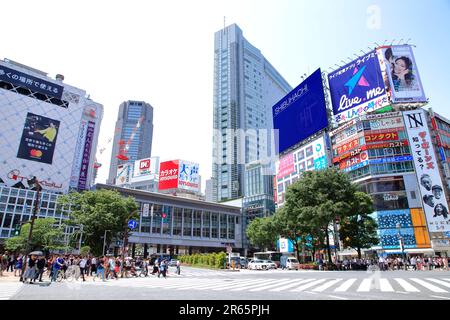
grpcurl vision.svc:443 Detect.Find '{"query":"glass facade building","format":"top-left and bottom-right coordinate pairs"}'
top-left (107, 101), bottom-right (154, 184)
top-left (212, 24), bottom-right (291, 202)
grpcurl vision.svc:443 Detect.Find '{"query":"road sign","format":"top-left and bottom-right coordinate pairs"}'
top-left (143, 203), bottom-right (149, 217)
top-left (128, 219), bottom-right (138, 230)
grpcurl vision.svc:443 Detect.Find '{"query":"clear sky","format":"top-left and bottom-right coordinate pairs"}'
top-left (2, 0), bottom-right (449, 192)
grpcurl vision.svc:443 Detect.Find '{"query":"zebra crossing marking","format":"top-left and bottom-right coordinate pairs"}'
top-left (0, 283), bottom-right (23, 300)
top-left (269, 279), bottom-right (315, 292)
top-left (394, 278), bottom-right (420, 292)
top-left (248, 279), bottom-right (293, 292)
top-left (410, 278), bottom-right (448, 293)
top-left (312, 279), bottom-right (343, 292)
top-left (230, 279), bottom-right (281, 292)
top-left (291, 279), bottom-right (327, 292)
top-left (425, 278), bottom-right (450, 289)
top-left (357, 278), bottom-right (372, 292)
top-left (379, 278), bottom-right (395, 292)
top-left (334, 278), bottom-right (357, 292)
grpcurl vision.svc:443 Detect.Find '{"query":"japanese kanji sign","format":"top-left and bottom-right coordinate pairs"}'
top-left (364, 130), bottom-right (399, 143)
top-left (0, 65), bottom-right (63, 100)
top-left (403, 109), bottom-right (450, 232)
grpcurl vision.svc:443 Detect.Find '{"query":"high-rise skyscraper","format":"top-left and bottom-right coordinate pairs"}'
top-left (212, 24), bottom-right (292, 202)
top-left (107, 100), bottom-right (153, 185)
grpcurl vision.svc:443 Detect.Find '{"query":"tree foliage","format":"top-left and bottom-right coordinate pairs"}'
top-left (246, 216), bottom-right (278, 250)
top-left (58, 189), bottom-right (139, 256)
top-left (4, 218), bottom-right (66, 253)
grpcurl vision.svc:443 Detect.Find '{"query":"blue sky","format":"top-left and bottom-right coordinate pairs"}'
top-left (2, 1), bottom-right (449, 187)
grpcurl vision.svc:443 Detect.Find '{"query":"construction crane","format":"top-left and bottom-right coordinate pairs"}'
top-left (115, 115), bottom-right (144, 161)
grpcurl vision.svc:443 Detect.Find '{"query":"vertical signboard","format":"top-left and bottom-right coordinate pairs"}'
top-left (77, 121), bottom-right (95, 190)
top-left (378, 45), bottom-right (426, 103)
top-left (178, 160), bottom-right (200, 192)
top-left (328, 51), bottom-right (389, 125)
top-left (116, 162), bottom-right (132, 186)
top-left (403, 109), bottom-right (450, 232)
top-left (158, 160), bottom-right (179, 190)
top-left (276, 153), bottom-right (295, 179)
top-left (70, 120), bottom-right (88, 189)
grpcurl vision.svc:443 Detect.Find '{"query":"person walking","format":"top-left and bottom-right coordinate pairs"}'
top-left (36, 256), bottom-right (46, 282)
top-left (14, 254), bottom-right (23, 277)
top-left (23, 255), bottom-right (37, 284)
top-left (176, 260), bottom-right (181, 275)
top-left (158, 260), bottom-right (167, 278)
top-left (79, 256), bottom-right (87, 281)
top-left (95, 256), bottom-right (106, 281)
top-left (51, 255), bottom-right (64, 282)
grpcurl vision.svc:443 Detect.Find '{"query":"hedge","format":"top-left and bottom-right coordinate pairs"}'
top-left (179, 252), bottom-right (227, 269)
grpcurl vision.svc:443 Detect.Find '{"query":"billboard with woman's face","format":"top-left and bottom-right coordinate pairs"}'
top-left (378, 45), bottom-right (427, 104)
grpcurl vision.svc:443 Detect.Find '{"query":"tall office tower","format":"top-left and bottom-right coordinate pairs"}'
top-left (107, 100), bottom-right (153, 185)
top-left (212, 24), bottom-right (292, 202)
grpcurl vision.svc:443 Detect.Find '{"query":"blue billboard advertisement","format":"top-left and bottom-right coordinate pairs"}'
top-left (272, 68), bottom-right (328, 154)
top-left (328, 51), bottom-right (389, 125)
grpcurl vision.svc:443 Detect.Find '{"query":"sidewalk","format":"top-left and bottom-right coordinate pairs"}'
top-left (0, 271), bottom-right (22, 283)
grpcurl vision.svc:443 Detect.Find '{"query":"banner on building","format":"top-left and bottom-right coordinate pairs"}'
top-left (403, 109), bottom-right (450, 232)
top-left (178, 160), bottom-right (200, 192)
top-left (77, 121), bottom-right (95, 190)
top-left (158, 160), bottom-right (179, 190)
top-left (378, 45), bottom-right (426, 104)
top-left (116, 163), bottom-right (132, 186)
top-left (277, 153), bottom-right (295, 179)
top-left (328, 51), bottom-right (389, 125)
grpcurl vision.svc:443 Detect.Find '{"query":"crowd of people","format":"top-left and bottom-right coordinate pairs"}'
top-left (0, 251), bottom-right (181, 283)
top-left (329, 255), bottom-right (450, 271)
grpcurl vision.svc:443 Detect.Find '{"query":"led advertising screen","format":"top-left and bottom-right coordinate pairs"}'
top-left (378, 45), bottom-right (426, 104)
top-left (328, 51), bottom-right (389, 125)
top-left (272, 68), bottom-right (328, 154)
top-left (17, 113), bottom-right (60, 165)
top-left (158, 160), bottom-right (179, 190)
top-left (403, 109), bottom-right (450, 232)
top-left (131, 157), bottom-right (159, 183)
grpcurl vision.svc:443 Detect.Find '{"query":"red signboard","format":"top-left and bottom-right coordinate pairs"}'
top-left (334, 138), bottom-right (359, 155)
top-left (339, 151), bottom-right (369, 170)
top-left (364, 131), bottom-right (399, 143)
top-left (333, 145), bottom-right (367, 163)
top-left (277, 153), bottom-right (295, 179)
top-left (158, 160), bottom-right (179, 190)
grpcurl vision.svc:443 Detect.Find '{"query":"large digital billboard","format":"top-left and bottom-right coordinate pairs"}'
top-left (272, 68), bottom-right (328, 154)
top-left (403, 109), bottom-right (450, 232)
top-left (178, 160), bottom-right (200, 193)
top-left (377, 45), bottom-right (426, 104)
top-left (328, 51), bottom-right (389, 125)
top-left (131, 156), bottom-right (160, 183)
top-left (158, 160), bottom-right (179, 190)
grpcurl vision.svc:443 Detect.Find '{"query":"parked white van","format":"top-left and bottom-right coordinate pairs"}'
top-left (285, 257), bottom-right (299, 270)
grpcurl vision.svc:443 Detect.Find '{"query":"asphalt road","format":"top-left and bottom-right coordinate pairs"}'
top-left (4, 266), bottom-right (450, 300)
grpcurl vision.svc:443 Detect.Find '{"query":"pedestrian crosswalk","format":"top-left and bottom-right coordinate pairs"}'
top-left (0, 282), bottom-right (23, 300)
top-left (91, 276), bottom-right (450, 296)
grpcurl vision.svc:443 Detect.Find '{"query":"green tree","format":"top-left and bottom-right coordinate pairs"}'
top-left (246, 216), bottom-right (278, 250)
top-left (339, 191), bottom-right (379, 259)
top-left (5, 218), bottom-right (67, 253)
top-left (58, 189), bottom-right (139, 256)
top-left (282, 168), bottom-right (365, 263)
top-left (80, 245), bottom-right (91, 256)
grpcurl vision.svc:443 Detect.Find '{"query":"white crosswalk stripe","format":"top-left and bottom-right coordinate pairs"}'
top-left (334, 278), bottom-right (357, 292)
top-left (409, 278), bottom-right (448, 293)
top-left (249, 279), bottom-right (293, 292)
top-left (291, 279), bottom-right (327, 292)
top-left (312, 279), bottom-right (342, 292)
top-left (269, 279), bottom-right (316, 292)
top-left (357, 278), bottom-right (372, 292)
top-left (425, 278), bottom-right (450, 289)
top-left (379, 278), bottom-right (395, 292)
top-left (230, 279), bottom-right (281, 291)
top-left (394, 278), bottom-right (420, 292)
top-left (0, 283), bottom-right (23, 300)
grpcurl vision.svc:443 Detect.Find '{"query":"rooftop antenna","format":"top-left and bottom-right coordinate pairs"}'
top-left (398, 38), bottom-right (404, 45)
top-left (390, 39), bottom-right (396, 46)
top-left (224, 16), bottom-right (226, 29)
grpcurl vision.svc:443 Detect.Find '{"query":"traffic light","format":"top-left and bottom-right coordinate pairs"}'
top-left (162, 213), bottom-right (167, 219)
top-left (13, 224), bottom-right (21, 236)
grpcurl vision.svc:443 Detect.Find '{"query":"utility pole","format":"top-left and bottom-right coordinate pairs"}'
top-left (121, 210), bottom-right (139, 278)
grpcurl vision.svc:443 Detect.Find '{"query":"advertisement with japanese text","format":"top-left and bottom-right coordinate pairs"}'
top-left (378, 45), bottom-right (426, 104)
top-left (158, 160), bottom-right (179, 190)
top-left (17, 113), bottom-right (60, 165)
top-left (116, 163), bottom-right (132, 186)
top-left (132, 157), bottom-right (159, 183)
top-left (328, 51), bottom-right (389, 125)
top-left (178, 160), bottom-right (200, 192)
top-left (403, 109), bottom-right (450, 232)
top-left (77, 121), bottom-right (95, 190)
top-left (276, 153), bottom-right (295, 179)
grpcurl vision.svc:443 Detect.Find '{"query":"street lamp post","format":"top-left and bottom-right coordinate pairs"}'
top-left (20, 176), bottom-right (42, 282)
top-left (396, 223), bottom-right (407, 270)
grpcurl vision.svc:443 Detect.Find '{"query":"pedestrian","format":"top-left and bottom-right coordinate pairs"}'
top-left (90, 256), bottom-right (97, 276)
top-left (23, 254), bottom-right (37, 284)
top-left (410, 256), bottom-right (417, 271)
top-left (318, 257), bottom-right (324, 271)
top-left (96, 256), bottom-right (106, 281)
top-left (159, 260), bottom-right (167, 278)
top-left (79, 256), bottom-right (87, 281)
top-left (8, 254), bottom-right (15, 272)
top-left (176, 260), bottom-right (181, 275)
top-left (14, 254), bottom-right (23, 277)
top-left (51, 255), bottom-right (64, 282)
top-left (36, 256), bottom-right (46, 282)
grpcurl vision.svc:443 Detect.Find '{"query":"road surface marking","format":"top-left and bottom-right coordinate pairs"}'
top-left (187, 279), bottom-right (258, 291)
top-left (379, 278), bottom-right (395, 292)
top-left (426, 278), bottom-right (450, 289)
top-left (269, 279), bottom-right (315, 292)
top-left (430, 295), bottom-right (450, 300)
top-left (334, 278), bottom-right (357, 292)
top-left (229, 279), bottom-right (281, 291)
top-left (291, 279), bottom-right (327, 292)
top-left (357, 278), bottom-right (372, 292)
top-left (393, 278), bottom-right (420, 292)
top-left (248, 279), bottom-right (294, 292)
top-left (211, 279), bottom-right (270, 291)
top-left (328, 295), bottom-right (348, 300)
top-left (410, 278), bottom-right (448, 293)
top-left (312, 279), bottom-right (343, 292)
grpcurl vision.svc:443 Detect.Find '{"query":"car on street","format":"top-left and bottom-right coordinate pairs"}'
top-left (248, 259), bottom-right (271, 270)
top-left (285, 257), bottom-right (299, 270)
top-left (264, 260), bottom-right (277, 269)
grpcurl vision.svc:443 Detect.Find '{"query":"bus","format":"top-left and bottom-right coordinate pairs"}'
top-left (253, 251), bottom-right (283, 267)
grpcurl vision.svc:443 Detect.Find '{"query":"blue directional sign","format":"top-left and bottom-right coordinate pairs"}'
top-left (128, 219), bottom-right (138, 230)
